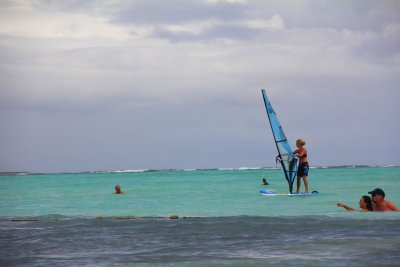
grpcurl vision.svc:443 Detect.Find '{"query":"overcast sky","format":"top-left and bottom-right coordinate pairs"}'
top-left (0, 0), bottom-right (399, 172)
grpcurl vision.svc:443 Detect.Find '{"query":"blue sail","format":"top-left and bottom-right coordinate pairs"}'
top-left (261, 89), bottom-right (298, 193)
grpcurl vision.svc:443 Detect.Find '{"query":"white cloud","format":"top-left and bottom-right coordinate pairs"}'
top-left (153, 14), bottom-right (286, 42)
top-left (0, 8), bottom-right (132, 40)
top-left (206, 0), bottom-right (247, 4)
top-left (161, 20), bottom-right (219, 35)
top-left (383, 23), bottom-right (400, 37)
top-left (244, 15), bottom-right (285, 30)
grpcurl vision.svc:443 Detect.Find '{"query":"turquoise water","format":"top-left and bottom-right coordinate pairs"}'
top-left (1, 166), bottom-right (400, 266)
top-left (1, 166), bottom-right (399, 217)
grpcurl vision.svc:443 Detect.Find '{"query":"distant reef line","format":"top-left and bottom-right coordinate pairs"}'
top-left (0, 172), bottom-right (42, 176)
top-left (1, 165), bottom-right (399, 176)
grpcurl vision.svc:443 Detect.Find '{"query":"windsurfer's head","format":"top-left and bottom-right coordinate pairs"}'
top-left (296, 139), bottom-right (306, 146)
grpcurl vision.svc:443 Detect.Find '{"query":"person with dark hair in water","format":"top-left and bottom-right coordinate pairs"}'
top-left (368, 188), bottom-right (399, 211)
top-left (337, 196), bottom-right (373, 212)
top-left (114, 185), bottom-right (124, 194)
top-left (262, 178), bottom-right (269, 185)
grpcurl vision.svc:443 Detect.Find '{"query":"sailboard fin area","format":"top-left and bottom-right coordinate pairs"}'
top-left (261, 89), bottom-right (298, 193)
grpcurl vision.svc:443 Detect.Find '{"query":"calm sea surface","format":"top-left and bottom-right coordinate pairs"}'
top-left (1, 166), bottom-right (400, 266)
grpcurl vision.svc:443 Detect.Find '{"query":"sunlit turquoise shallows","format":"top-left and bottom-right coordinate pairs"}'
top-left (1, 166), bottom-right (399, 218)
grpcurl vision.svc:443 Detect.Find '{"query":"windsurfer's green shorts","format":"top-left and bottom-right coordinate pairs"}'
top-left (297, 162), bottom-right (309, 177)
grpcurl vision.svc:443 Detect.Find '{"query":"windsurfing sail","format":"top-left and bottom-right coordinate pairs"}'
top-left (261, 89), bottom-right (298, 193)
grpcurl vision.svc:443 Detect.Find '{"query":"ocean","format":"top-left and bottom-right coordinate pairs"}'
top-left (1, 166), bottom-right (400, 266)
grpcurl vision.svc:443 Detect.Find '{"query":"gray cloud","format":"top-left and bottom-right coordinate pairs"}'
top-left (110, 0), bottom-right (400, 42)
top-left (245, 0), bottom-right (400, 31)
top-left (352, 25), bottom-right (400, 61)
top-left (0, 0), bottom-right (399, 172)
top-left (113, 0), bottom-right (246, 25)
top-left (152, 24), bottom-right (264, 42)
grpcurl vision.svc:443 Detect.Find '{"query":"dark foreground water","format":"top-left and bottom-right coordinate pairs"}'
top-left (1, 215), bottom-right (399, 267)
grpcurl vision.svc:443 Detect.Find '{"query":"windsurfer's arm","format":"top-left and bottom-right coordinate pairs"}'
top-left (294, 148), bottom-right (305, 157)
top-left (336, 202), bottom-right (355, 211)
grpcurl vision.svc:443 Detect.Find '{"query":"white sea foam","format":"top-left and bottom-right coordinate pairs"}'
top-left (217, 168), bottom-right (235, 171)
top-left (237, 166), bottom-right (261, 170)
top-left (100, 169), bottom-right (148, 173)
top-left (218, 167), bottom-right (267, 171)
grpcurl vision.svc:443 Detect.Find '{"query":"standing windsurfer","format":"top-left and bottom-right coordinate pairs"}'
top-left (293, 139), bottom-right (309, 193)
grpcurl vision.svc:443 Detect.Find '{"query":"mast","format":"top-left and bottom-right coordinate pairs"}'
top-left (261, 89), bottom-right (297, 193)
